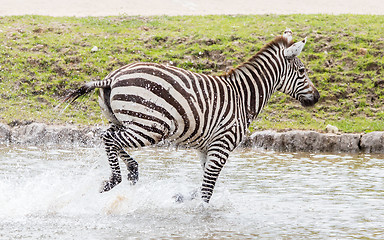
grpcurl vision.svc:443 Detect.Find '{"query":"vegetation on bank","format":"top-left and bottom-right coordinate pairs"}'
top-left (0, 15), bottom-right (383, 133)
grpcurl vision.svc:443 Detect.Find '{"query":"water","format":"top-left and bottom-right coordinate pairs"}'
top-left (1, 146), bottom-right (384, 239)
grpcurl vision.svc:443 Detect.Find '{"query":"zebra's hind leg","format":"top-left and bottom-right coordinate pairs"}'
top-left (119, 149), bottom-right (139, 185)
top-left (100, 126), bottom-right (124, 193)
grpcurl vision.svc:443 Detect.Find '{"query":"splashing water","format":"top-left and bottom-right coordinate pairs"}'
top-left (1, 146), bottom-right (384, 239)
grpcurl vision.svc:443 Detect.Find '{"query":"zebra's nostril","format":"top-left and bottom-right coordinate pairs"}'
top-left (298, 88), bottom-right (320, 107)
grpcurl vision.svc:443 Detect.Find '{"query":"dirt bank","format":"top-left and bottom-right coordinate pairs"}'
top-left (1, 122), bottom-right (383, 153)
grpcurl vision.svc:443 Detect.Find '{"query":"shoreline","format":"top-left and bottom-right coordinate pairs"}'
top-left (1, 122), bottom-right (383, 153)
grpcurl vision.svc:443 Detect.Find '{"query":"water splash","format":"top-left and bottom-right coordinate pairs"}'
top-left (1, 147), bottom-right (384, 239)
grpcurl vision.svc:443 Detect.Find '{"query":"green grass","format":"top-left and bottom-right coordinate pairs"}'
top-left (1, 15), bottom-right (384, 133)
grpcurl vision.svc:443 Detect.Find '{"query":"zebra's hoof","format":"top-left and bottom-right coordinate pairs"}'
top-left (100, 181), bottom-right (113, 193)
top-left (173, 190), bottom-right (199, 203)
top-left (99, 177), bottom-right (121, 193)
top-left (127, 172), bottom-right (139, 185)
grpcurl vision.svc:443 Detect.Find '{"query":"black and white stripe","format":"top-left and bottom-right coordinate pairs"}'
top-left (65, 31), bottom-right (319, 203)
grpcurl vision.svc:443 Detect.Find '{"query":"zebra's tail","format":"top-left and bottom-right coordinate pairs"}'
top-left (64, 79), bottom-right (111, 103)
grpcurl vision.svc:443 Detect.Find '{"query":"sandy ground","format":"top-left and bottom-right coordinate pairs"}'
top-left (0, 0), bottom-right (383, 16)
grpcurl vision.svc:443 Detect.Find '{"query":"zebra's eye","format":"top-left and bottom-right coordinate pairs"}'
top-left (298, 68), bottom-right (305, 75)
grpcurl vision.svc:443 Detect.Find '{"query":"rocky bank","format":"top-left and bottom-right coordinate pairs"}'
top-left (1, 122), bottom-right (384, 153)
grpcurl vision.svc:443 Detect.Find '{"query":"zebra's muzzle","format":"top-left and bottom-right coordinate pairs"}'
top-left (299, 89), bottom-right (320, 107)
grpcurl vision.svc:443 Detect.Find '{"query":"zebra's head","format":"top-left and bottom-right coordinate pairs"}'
top-left (277, 32), bottom-right (320, 107)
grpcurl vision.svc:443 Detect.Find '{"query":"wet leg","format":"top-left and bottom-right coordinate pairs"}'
top-left (200, 147), bottom-right (230, 203)
top-left (119, 149), bottom-right (139, 185)
top-left (100, 127), bottom-right (123, 192)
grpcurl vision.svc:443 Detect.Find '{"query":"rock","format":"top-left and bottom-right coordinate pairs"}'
top-left (247, 130), bottom-right (321, 152)
top-left (325, 124), bottom-right (338, 133)
top-left (337, 134), bottom-right (361, 152)
top-left (245, 130), bottom-right (361, 153)
top-left (0, 123), bottom-right (11, 144)
top-left (278, 130), bottom-right (321, 152)
top-left (44, 125), bottom-right (104, 148)
top-left (357, 48), bottom-right (367, 55)
top-left (360, 131), bottom-right (384, 153)
top-left (2, 122), bottom-right (384, 153)
top-left (8, 123), bottom-right (105, 148)
top-left (11, 122), bottom-right (47, 145)
top-left (318, 133), bottom-right (360, 153)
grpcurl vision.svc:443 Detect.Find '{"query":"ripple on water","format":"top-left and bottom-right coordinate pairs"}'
top-left (0, 146), bottom-right (383, 239)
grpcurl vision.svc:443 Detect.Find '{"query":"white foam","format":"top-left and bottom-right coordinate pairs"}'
top-left (1, 147), bottom-right (384, 239)
top-left (0, 148), bottom-right (205, 218)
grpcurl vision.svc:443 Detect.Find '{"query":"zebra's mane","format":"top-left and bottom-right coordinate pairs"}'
top-left (223, 36), bottom-right (293, 76)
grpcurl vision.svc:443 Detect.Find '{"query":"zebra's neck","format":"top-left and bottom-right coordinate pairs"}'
top-left (227, 43), bottom-right (284, 124)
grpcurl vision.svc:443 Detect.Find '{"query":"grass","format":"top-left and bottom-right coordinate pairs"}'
top-left (0, 15), bottom-right (384, 133)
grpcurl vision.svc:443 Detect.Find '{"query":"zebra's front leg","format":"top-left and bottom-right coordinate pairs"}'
top-left (201, 147), bottom-right (230, 203)
top-left (119, 149), bottom-right (139, 185)
top-left (100, 127), bottom-right (123, 193)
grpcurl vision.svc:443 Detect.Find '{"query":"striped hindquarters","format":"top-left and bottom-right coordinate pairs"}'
top-left (103, 62), bottom-right (240, 149)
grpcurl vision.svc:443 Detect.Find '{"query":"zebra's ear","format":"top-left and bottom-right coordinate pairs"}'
top-left (283, 28), bottom-right (293, 42)
top-left (284, 37), bottom-right (307, 59)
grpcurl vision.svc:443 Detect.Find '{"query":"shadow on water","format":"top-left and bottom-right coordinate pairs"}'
top-left (0, 146), bottom-right (383, 239)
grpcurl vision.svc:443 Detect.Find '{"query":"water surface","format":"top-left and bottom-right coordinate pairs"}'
top-left (1, 146), bottom-right (383, 239)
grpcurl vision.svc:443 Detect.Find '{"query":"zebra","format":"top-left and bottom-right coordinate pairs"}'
top-left (65, 29), bottom-right (319, 203)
